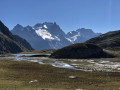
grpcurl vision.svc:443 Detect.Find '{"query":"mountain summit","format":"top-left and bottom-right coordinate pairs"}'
top-left (11, 22), bottom-right (101, 50)
top-left (12, 22), bottom-right (71, 50)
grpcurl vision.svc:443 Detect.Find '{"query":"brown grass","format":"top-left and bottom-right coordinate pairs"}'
top-left (21, 49), bottom-right (55, 54)
top-left (0, 60), bottom-right (120, 90)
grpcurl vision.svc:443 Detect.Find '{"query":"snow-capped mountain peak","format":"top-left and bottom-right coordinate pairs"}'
top-left (11, 22), bottom-right (71, 50)
top-left (11, 22), bottom-right (101, 50)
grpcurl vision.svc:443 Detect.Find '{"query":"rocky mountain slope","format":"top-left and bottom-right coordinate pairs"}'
top-left (0, 21), bottom-right (33, 54)
top-left (11, 22), bottom-right (101, 50)
top-left (14, 35), bottom-right (33, 50)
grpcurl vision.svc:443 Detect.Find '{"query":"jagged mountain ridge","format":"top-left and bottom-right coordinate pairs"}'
top-left (0, 21), bottom-right (26, 53)
top-left (12, 22), bottom-right (71, 50)
top-left (11, 22), bottom-right (101, 50)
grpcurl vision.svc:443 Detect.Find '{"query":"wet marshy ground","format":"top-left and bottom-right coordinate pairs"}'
top-left (1, 54), bottom-right (120, 73)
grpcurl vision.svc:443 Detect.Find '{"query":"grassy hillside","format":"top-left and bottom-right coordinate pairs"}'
top-left (86, 30), bottom-right (120, 50)
top-left (50, 43), bottom-right (114, 59)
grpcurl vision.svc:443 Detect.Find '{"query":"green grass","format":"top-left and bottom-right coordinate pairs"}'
top-left (0, 60), bottom-right (120, 90)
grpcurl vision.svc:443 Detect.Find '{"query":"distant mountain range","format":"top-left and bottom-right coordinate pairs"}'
top-left (0, 21), bottom-right (33, 54)
top-left (67, 28), bottom-right (101, 43)
top-left (11, 22), bottom-right (101, 50)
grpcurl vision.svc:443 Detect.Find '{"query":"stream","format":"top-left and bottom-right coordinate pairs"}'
top-left (1, 54), bottom-right (120, 72)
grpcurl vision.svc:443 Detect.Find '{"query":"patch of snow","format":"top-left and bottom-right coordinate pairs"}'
top-left (67, 32), bottom-right (81, 43)
top-left (55, 36), bottom-right (60, 41)
top-left (71, 32), bottom-right (80, 41)
top-left (43, 25), bottom-right (48, 29)
top-left (66, 38), bottom-right (74, 43)
top-left (35, 29), bottom-right (54, 40)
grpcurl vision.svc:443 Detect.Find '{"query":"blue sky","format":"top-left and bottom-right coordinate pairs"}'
top-left (0, 0), bottom-right (120, 33)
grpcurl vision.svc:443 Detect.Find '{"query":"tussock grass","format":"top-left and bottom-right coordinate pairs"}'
top-left (0, 60), bottom-right (120, 90)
